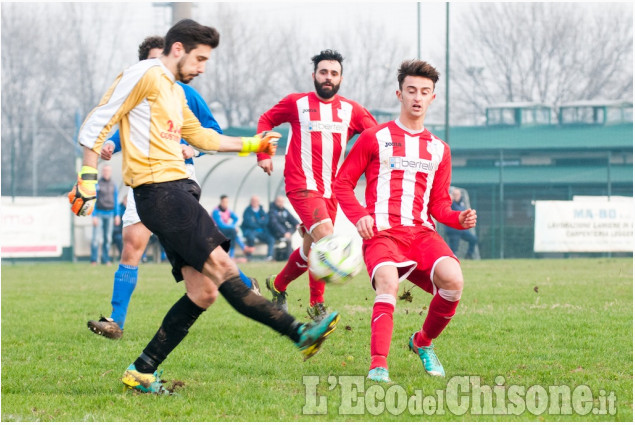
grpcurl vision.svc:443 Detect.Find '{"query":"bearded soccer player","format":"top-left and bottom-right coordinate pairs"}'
top-left (333, 60), bottom-right (477, 382)
top-left (69, 19), bottom-right (340, 395)
top-left (257, 49), bottom-right (377, 321)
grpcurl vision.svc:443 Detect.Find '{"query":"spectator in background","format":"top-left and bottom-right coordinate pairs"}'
top-left (91, 164), bottom-right (120, 265)
top-left (445, 188), bottom-right (479, 259)
top-left (211, 194), bottom-right (248, 260)
top-left (112, 192), bottom-right (128, 260)
top-left (268, 195), bottom-right (299, 260)
top-left (241, 195), bottom-right (275, 261)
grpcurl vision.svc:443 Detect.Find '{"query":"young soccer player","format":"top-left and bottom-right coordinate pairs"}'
top-left (333, 60), bottom-right (477, 382)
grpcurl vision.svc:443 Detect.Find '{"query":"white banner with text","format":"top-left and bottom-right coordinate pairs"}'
top-left (1, 197), bottom-right (71, 257)
top-left (534, 199), bottom-right (633, 252)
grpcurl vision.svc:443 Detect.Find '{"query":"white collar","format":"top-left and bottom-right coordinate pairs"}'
top-left (155, 58), bottom-right (176, 83)
top-left (395, 118), bottom-right (425, 134)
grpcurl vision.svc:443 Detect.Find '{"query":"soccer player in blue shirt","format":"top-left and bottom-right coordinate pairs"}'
top-left (87, 36), bottom-right (259, 340)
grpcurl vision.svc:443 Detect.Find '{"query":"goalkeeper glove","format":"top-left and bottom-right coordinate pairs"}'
top-left (239, 131), bottom-right (280, 156)
top-left (68, 165), bottom-right (98, 216)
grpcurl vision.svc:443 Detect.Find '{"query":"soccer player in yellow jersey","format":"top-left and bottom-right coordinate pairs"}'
top-left (69, 19), bottom-right (340, 395)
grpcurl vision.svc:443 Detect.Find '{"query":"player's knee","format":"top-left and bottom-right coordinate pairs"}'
top-left (373, 268), bottom-right (400, 296)
top-left (121, 239), bottom-right (145, 264)
top-left (311, 221), bottom-right (333, 241)
top-left (196, 285), bottom-right (218, 307)
top-left (437, 273), bottom-right (463, 292)
top-left (434, 257), bottom-right (464, 291)
top-left (204, 247), bottom-right (238, 282)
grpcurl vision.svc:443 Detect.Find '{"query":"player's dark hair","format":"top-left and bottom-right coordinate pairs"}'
top-left (311, 49), bottom-right (344, 74)
top-left (163, 19), bottom-right (220, 55)
top-left (138, 36), bottom-right (164, 61)
top-left (220, 194), bottom-right (228, 201)
top-left (397, 60), bottom-right (439, 90)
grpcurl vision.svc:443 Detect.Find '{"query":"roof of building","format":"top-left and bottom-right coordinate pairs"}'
top-left (451, 164), bottom-right (632, 186)
top-left (436, 123), bottom-right (633, 152)
top-left (486, 102), bottom-right (551, 109)
top-left (559, 99), bottom-right (633, 108)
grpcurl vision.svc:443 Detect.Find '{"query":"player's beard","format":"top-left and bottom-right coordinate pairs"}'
top-left (176, 57), bottom-right (194, 84)
top-left (314, 79), bottom-right (340, 99)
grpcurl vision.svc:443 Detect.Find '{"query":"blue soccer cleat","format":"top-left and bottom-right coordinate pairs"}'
top-left (367, 367), bottom-right (391, 383)
top-left (408, 333), bottom-right (445, 377)
top-left (295, 311), bottom-right (340, 360)
top-left (122, 364), bottom-right (171, 395)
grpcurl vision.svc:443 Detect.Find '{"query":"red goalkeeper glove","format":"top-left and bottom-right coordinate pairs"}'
top-left (68, 166), bottom-right (98, 216)
top-left (239, 131), bottom-right (280, 156)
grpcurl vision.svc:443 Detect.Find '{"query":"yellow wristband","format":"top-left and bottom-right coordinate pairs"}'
top-left (240, 137), bottom-right (259, 156)
top-left (240, 137), bottom-right (259, 153)
top-left (79, 166), bottom-right (98, 181)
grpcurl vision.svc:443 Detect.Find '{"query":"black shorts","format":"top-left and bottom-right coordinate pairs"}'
top-left (133, 179), bottom-right (230, 282)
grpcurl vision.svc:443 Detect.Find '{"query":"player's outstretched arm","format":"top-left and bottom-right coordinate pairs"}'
top-left (183, 117), bottom-right (280, 157)
top-left (199, 131), bottom-right (280, 155)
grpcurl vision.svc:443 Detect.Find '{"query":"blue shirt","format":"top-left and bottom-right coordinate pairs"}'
top-left (106, 82), bottom-right (222, 164)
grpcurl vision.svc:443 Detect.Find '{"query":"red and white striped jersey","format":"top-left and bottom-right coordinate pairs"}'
top-left (334, 119), bottom-right (462, 233)
top-left (257, 92), bottom-right (377, 198)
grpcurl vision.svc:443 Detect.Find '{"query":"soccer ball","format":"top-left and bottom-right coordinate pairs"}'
top-left (308, 234), bottom-right (363, 284)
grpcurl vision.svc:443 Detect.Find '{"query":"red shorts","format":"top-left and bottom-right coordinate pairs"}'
top-left (362, 225), bottom-right (458, 294)
top-left (287, 190), bottom-right (338, 234)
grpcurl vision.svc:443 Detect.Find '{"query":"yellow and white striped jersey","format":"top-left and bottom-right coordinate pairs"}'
top-left (78, 58), bottom-right (221, 188)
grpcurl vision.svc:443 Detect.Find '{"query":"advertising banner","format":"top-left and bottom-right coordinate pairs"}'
top-left (1, 197), bottom-right (71, 257)
top-left (534, 199), bottom-right (633, 252)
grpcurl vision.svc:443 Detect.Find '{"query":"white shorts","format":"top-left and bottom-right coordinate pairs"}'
top-left (122, 164), bottom-right (198, 229)
top-left (122, 187), bottom-right (141, 228)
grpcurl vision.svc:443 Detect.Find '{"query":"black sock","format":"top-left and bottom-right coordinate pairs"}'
top-left (134, 294), bottom-right (205, 373)
top-left (219, 275), bottom-right (302, 342)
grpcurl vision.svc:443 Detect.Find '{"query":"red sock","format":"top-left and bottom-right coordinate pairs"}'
top-left (416, 292), bottom-right (459, 347)
top-left (274, 248), bottom-right (308, 292)
top-left (370, 296), bottom-right (395, 370)
top-left (308, 272), bottom-right (325, 306)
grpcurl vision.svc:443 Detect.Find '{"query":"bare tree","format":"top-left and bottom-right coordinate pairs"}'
top-left (1, 3), bottom-right (76, 196)
top-left (1, 3), bottom-right (134, 196)
top-left (336, 24), bottom-right (410, 112)
top-left (194, 3), bottom-right (287, 127)
top-left (451, 3), bottom-right (633, 124)
top-left (194, 4), bottom-right (413, 127)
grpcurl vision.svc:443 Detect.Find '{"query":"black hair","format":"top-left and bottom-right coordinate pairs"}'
top-left (163, 19), bottom-right (220, 56)
top-left (138, 36), bottom-right (164, 61)
top-left (311, 49), bottom-right (344, 74)
top-left (397, 60), bottom-right (439, 90)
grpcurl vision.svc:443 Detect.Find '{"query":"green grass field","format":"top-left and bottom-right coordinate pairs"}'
top-left (1, 258), bottom-right (632, 421)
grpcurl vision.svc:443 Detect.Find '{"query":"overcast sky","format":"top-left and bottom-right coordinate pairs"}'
top-left (115, 1), bottom-right (453, 65)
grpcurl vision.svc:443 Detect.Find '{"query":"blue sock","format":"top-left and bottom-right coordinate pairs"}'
top-left (238, 269), bottom-right (252, 288)
top-left (110, 264), bottom-right (138, 329)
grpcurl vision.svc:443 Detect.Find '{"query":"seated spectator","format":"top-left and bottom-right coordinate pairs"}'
top-left (211, 194), bottom-right (247, 259)
top-left (241, 195), bottom-right (275, 261)
top-left (268, 195), bottom-right (299, 260)
top-left (445, 188), bottom-right (479, 259)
